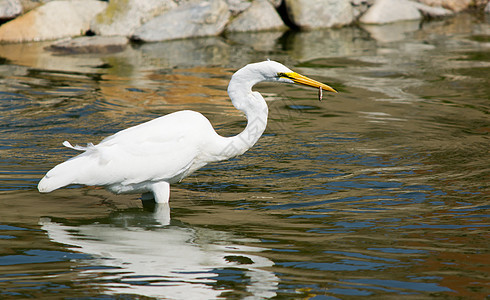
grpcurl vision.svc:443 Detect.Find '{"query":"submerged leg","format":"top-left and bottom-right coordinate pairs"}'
top-left (152, 181), bottom-right (170, 203)
top-left (153, 202), bottom-right (171, 226)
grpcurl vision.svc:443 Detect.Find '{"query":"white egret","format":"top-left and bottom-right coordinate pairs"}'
top-left (38, 60), bottom-right (337, 203)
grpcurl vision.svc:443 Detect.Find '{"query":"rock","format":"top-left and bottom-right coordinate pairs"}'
top-left (412, 1), bottom-right (452, 18)
top-left (226, 0), bottom-right (286, 32)
top-left (225, 0), bottom-right (251, 15)
top-left (0, 0), bottom-right (107, 43)
top-left (350, 0), bottom-right (375, 19)
top-left (268, 0), bottom-right (283, 8)
top-left (225, 0), bottom-right (281, 16)
top-left (18, 0), bottom-right (41, 12)
top-left (0, 0), bottom-right (22, 20)
top-left (486, 1), bottom-right (490, 13)
top-left (91, 0), bottom-right (176, 37)
top-left (360, 0), bottom-right (421, 24)
top-left (284, 0), bottom-right (354, 29)
top-left (46, 36), bottom-right (128, 54)
top-left (132, 0), bottom-right (230, 42)
top-left (416, 0), bottom-right (471, 12)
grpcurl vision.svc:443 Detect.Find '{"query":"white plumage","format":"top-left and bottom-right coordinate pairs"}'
top-left (38, 60), bottom-right (336, 203)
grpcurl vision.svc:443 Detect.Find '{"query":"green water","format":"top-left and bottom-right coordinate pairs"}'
top-left (0, 13), bottom-right (489, 299)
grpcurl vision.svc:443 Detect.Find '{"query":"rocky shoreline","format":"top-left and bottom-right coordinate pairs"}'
top-left (0, 0), bottom-right (488, 45)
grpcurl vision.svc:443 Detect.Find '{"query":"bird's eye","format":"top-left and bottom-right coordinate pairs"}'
top-left (278, 72), bottom-right (294, 80)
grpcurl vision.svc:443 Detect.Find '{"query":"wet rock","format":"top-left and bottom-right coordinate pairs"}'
top-left (47, 36), bottom-right (128, 54)
top-left (0, 0), bottom-right (22, 20)
top-left (18, 0), bottom-right (41, 12)
top-left (226, 0), bottom-right (286, 32)
top-left (0, 0), bottom-right (107, 43)
top-left (132, 0), bottom-right (230, 42)
top-left (225, 0), bottom-right (281, 17)
top-left (412, 1), bottom-right (452, 18)
top-left (350, 0), bottom-right (374, 19)
top-left (226, 0), bottom-right (251, 15)
top-left (91, 0), bottom-right (176, 37)
top-left (360, 0), bottom-right (421, 24)
top-left (416, 0), bottom-right (471, 12)
top-left (284, 0), bottom-right (354, 29)
top-left (268, 0), bottom-right (283, 8)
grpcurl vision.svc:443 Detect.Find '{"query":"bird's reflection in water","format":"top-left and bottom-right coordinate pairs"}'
top-left (141, 200), bottom-right (171, 225)
top-left (40, 202), bottom-right (278, 299)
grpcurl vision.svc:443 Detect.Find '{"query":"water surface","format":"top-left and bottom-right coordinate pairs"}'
top-left (0, 13), bottom-right (489, 299)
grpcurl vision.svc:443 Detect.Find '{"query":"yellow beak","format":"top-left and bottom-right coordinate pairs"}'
top-left (280, 72), bottom-right (337, 93)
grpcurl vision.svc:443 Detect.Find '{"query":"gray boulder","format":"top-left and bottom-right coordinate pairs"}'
top-left (416, 0), bottom-right (471, 12)
top-left (91, 0), bottom-right (176, 37)
top-left (350, 0), bottom-right (375, 19)
top-left (284, 0), bottom-right (354, 29)
top-left (0, 0), bottom-right (107, 43)
top-left (226, 0), bottom-right (286, 32)
top-left (0, 0), bottom-right (22, 20)
top-left (412, 1), bottom-right (452, 18)
top-left (360, 0), bottom-right (421, 24)
top-left (225, 0), bottom-right (251, 15)
top-left (132, 0), bottom-right (230, 42)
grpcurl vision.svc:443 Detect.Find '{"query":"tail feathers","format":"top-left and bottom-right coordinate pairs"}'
top-left (38, 145), bottom-right (95, 193)
top-left (63, 140), bottom-right (94, 151)
top-left (38, 172), bottom-right (72, 193)
top-left (38, 158), bottom-right (83, 193)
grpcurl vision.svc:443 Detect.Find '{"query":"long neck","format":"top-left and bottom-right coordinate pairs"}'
top-left (216, 73), bottom-right (269, 159)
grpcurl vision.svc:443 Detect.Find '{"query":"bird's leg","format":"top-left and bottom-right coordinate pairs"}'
top-left (152, 181), bottom-right (170, 203)
top-left (153, 202), bottom-right (171, 226)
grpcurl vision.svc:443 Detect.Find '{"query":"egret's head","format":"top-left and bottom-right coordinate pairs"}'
top-left (242, 60), bottom-right (337, 93)
top-left (229, 60), bottom-right (337, 104)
